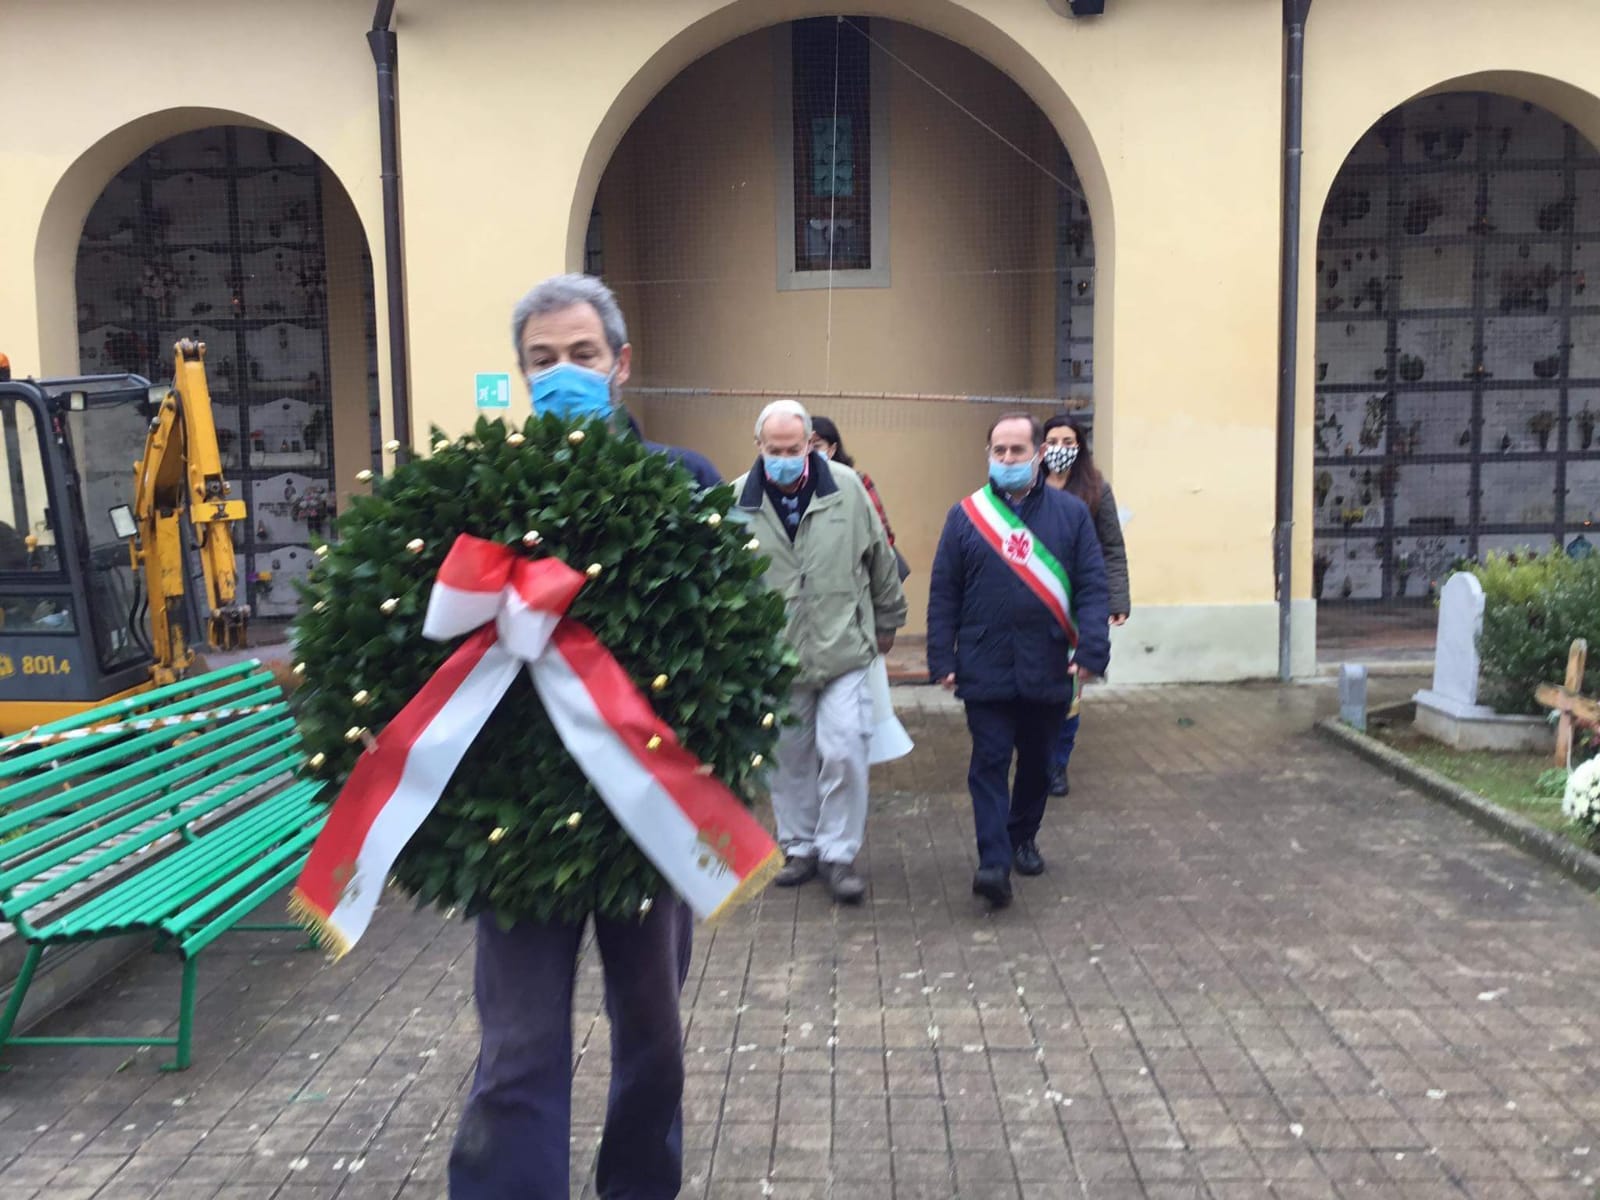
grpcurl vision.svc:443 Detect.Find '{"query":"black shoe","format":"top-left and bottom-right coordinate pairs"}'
top-left (1013, 840), bottom-right (1045, 876)
top-left (972, 866), bottom-right (1013, 908)
top-left (1048, 768), bottom-right (1069, 797)
top-left (822, 860), bottom-right (867, 904)
top-left (774, 855), bottom-right (818, 887)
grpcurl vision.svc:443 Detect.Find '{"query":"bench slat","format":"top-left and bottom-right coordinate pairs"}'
top-left (55, 788), bottom-right (322, 935)
top-left (48, 787), bottom-right (324, 937)
top-left (0, 679), bottom-right (282, 809)
top-left (0, 715), bottom-right (297, 880)
top-left (179, 852), bottom-right (314, 959)
top-left (0, 739), bottom-right (304, 918)
top-left (159, 814), bottom-right (325, 940)
top-left (0, 660), bottom-right (267, 747)
top-left (0, 703), bottom-right (290, 842)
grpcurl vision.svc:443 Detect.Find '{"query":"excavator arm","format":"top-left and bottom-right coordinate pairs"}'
top-left (127, 340), bottom-right (248, 682)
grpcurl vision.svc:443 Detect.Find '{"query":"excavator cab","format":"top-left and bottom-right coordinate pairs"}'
top-left (0, 367), bottom-right (163, 731)
top-left (0, 339), bottom-right (250, 734)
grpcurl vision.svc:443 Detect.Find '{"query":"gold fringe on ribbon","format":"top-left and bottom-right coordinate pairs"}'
top-left (702, 845), bottom-right (785, 927)
top-left (286, 888), bottom-right (354, 961)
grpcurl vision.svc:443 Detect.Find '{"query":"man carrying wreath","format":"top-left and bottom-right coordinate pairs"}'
top-left (447, 274), bottom-right (719, 1199)
top-left (926, 413), bottom-right (1110, 910)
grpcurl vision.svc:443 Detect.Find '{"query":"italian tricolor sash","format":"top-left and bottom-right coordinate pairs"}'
top-left (960, 485), bottom-right (1078, 645)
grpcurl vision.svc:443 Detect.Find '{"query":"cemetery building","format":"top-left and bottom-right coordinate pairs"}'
top-left (2, 0), bottom-right (1599, 680)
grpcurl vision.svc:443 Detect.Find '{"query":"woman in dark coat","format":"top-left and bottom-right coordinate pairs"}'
top-left (809, 416), bottom-right (895, 544)
top-left (1041, 413), bottom-right (1130, 796)
top-left (810, 415), bottom-right (910, 581)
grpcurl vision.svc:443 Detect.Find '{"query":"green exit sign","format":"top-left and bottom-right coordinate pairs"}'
top-left (475, 372), bottom-right (510, 409)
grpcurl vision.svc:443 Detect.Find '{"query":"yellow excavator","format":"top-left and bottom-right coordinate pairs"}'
top-left (0, 340), bottom-right (249, 732)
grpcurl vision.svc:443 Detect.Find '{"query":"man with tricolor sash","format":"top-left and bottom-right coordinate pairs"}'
top-left (927, 413), bottom-right (1110, 908)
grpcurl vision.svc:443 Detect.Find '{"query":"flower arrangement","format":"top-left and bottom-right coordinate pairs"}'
top-left (1561, 757), bottom-right (1600, 843)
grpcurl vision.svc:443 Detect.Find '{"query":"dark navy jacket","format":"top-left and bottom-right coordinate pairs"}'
top-left (624, 411), bottom-right (721, 489)
top-left (926, 480), bottom-right (1110, 702)
top-left (647, 439), bottom-right (720, 489)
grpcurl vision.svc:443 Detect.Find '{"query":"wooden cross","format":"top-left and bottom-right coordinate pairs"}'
top-left (1534, 638), bottom-right (1594, 766)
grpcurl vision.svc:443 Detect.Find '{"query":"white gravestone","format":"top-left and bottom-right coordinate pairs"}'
top-left (1415, 572), bottom-right (1488, 717)
top-left (1414, 571), bottom-right (1552, 750)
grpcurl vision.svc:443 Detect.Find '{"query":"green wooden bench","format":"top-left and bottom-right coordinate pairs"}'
top-left (0, 660), bottom-right (326, 1070)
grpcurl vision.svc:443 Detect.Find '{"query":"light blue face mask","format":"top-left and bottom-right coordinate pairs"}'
top-left (764, 454), bottom-right (806, 487)
top-left (988, 458), bottom-right (1037, 494)
top-left (528, 361), bottom-right (614, 422)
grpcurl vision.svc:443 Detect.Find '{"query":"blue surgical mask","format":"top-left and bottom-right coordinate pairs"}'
top-left (528, 361), bottom-right (614, 422)
top-left (764, 455), bottom-right (806, 487)
top-left (988, 458), bottom-right (1037, 494)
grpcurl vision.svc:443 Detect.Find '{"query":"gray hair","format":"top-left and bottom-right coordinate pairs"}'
top-left (754, 399), bottom-right (813, 441)
top-left (511, 273), bottom-right (628, 367)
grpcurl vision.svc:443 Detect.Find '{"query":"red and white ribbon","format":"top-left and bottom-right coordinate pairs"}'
top-left (291, 534), bottom-right (782, 957)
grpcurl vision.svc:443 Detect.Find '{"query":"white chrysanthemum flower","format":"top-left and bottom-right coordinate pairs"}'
top-left (1562, 758), bottom-right (1600, 824)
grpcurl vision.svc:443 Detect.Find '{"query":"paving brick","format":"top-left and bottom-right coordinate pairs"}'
top-left (2, 679), bottom-right (1598, 1197)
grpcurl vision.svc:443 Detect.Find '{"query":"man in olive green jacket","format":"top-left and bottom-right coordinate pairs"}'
top-left (735, 400), bottom-right (907, 903)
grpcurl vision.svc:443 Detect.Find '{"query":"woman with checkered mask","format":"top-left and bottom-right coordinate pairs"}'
top-left (1041, 414), bottom-right (1129, 798)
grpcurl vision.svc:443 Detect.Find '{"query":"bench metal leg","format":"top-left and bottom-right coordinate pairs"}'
top-left (160, 957), bottom-right (198, 1073)
top-left (0, 943), bottom-right (43, 1071)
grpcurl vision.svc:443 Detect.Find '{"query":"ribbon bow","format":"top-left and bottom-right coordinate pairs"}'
top-left (292, 534), bottom-right (781, 957)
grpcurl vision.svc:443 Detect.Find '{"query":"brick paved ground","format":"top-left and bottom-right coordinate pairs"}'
top-left (3, 679), bottom-right (1600, 1199)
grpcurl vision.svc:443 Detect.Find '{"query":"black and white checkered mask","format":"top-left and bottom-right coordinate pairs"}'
top-left (1044, 444), bottom-right (1079, 475)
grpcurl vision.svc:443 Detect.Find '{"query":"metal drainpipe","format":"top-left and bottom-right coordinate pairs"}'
top-left (1275, 0), bottom-right (1312, 681)
top-left (369, 0), bottom-right (411, 463)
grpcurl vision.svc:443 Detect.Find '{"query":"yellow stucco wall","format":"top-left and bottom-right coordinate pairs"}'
top-left (0, 0), bottom-right (391, 475)
top-left (397, 0), bottom-right (1284, 653)
top-left (4, 0), bottom-right (1600, 678)
top-left (593, 22), bottom-right (1062, 626)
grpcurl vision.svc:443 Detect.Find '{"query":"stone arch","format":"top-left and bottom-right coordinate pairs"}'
top-left (1309, 70), bottom-right (1600, 233)
top-left (44, 107), bottom-right (382, 617)
top-left (34, 106), bottom-right (379, 378)
top-left (561, 0), bottom-right (1118, 434)
top-left (1308, 74), bottom-right (1600, 635)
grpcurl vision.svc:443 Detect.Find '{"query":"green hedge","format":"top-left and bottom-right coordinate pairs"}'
top-left (1470, 552), bottom-right (1600, 714)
